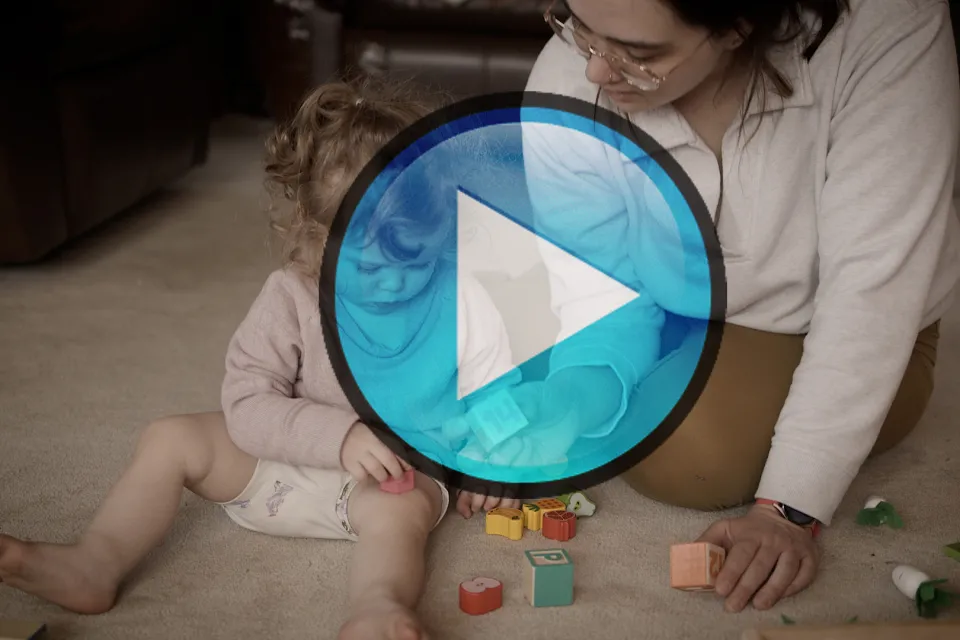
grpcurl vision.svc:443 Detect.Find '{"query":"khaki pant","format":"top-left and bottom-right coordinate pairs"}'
top-left (620, 322), bottom-right (940, 511)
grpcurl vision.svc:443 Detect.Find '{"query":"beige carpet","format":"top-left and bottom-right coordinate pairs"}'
top-left (1, 117), bottom-right (958, 640)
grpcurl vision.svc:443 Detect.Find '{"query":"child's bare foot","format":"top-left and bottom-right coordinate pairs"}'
top-left (338, 599), bottom-right (426, 640)
top-left (0, 534), bottom-right (119, 614)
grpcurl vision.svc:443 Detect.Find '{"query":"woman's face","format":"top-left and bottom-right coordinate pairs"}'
top-left (564, 0), bottom-right (742, 111)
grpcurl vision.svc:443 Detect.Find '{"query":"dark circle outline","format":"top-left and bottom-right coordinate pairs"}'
top-left (319, 90), bottom-right (726, 499)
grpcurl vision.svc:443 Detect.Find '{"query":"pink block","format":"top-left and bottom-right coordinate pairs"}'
top-left (380, 469), bottom-right (415, 494)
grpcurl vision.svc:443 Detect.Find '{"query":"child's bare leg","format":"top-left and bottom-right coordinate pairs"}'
top-left (338, 472), bottom-right (444, 640)
top-left (0, 411), bottom-right (255, 614)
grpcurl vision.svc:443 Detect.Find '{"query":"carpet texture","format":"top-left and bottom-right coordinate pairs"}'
top-left (1, 117), bottom-right (958, 639)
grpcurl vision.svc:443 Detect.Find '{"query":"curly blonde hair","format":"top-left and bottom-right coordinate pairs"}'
top-left (264, 75), bottom-right (449, 279)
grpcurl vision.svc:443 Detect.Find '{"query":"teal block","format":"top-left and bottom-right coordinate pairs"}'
top-left (524, 548), bottom-right (574, 607)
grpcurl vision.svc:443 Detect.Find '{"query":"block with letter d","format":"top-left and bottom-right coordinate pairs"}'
top-left (523, 548), bottom-right (574, 607)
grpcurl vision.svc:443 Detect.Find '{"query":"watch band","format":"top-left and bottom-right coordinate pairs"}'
top-left (756, 499), bottom-right (821, 538)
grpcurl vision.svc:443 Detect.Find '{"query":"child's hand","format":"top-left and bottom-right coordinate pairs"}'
top-left (340, 422), bottom-right (410, 483)
top-left (455, 490), bottom-right (519, 518)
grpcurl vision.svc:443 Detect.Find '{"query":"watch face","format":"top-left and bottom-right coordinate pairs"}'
top-left (783, 505), bottom-right (815, 525)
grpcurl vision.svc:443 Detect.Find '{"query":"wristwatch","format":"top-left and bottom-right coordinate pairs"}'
top-left (755, 498), bottom-right (821, 538)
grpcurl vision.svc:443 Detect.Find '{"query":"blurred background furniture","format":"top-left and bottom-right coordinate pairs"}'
top-left (0, 0), bottom-right (215, 264)
top-left (251, 0), bottom-right (567, 120)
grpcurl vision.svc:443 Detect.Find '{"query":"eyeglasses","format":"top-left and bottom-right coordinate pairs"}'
top-left (543, 1), bottom-right (701, 92)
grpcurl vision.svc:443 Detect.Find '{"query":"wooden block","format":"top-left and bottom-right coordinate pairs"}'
top-left (465, 389), bottom-right (529, 452)
top-left (542, 510), bottom-right (577, 541)
top-left (535, 498), bottom-right (565, 517)
top-left (523, 548), bottom-right (574, 607)
top-left (522, 503), bottom-right (542, 530)
top-left (0, 620), bottom-right (46, 640)
top-left (459, 577), bottom-right (503, 615)
top-left (485, 507), bottom-right (524, 540)
top-left (670, 542), bottom-right (725, 591)
top-left (379, 469), bottom-right (415, 494)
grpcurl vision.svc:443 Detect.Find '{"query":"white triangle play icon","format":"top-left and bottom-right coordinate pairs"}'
top-left (456, 188), bottom-right (641, 400)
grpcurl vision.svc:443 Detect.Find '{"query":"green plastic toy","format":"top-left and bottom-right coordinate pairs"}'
top-left (943, 542), bottom-right (960, 562)
top-left (855, 495), bottom-right (903, 529)
top-left (556, 491), bottom-right (596, 517)
top-left (893, 565), bottom-right (956, 618)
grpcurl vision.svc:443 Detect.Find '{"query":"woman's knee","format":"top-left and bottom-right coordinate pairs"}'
top-left (620, 433), bottom-right (763, 511)
top-left (619, 325), bottom-right (801, 510)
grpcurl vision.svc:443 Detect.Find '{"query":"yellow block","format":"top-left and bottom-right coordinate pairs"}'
top-left (522, 503), bottom-right (542, 530)
top-left (486, 507), bottom-right (524, 540)
top-left (536, 498), bottom-right (566, 517)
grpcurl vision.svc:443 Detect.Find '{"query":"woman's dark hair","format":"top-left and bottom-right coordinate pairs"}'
top-left (663, 0), bottom-right (850, 114)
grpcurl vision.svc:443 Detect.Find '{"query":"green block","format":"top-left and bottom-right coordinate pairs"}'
top-left (523, 549), bottom-right (574, 607)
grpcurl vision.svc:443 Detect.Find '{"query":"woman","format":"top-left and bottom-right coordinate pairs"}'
top-left (507, 0), bottom-right (959, 614)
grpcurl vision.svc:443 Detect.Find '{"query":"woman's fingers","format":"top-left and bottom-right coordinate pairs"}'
top-left (782, 553), bottom-right (819, 599)
top-left (724, 545), bottom-right (781, 612)
top-left (441, 415), bottom-right (471, 442)
top-left (508, 382), bottom-right (545, 420)
top-left (751, 551), bottom-right (801, 610)
top-left (487, 437), bottom-right (524, 466)
top-left (714, 539), bottom-right (758, 597)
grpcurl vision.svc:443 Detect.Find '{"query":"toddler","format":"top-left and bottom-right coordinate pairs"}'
top-left (0, 77), bottom-right (521, 640)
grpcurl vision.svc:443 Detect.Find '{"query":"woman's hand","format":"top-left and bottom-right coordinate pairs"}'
top-left (696, 504), bottom-right (820, 612)
top-left (486, 367), bottom-right (622, 469)
top-left (340, 422), bottom-right (410, 483)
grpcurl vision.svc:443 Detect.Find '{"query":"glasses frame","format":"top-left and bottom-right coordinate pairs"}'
top-left (543, 1), bottom-right (702, 92)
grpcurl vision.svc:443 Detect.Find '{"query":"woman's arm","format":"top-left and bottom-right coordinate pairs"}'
top-left (756, 1), bottom-right (960, 525)
top-left (521, 113), bottom-right (666, 437)
top-left (222, 272), bottom-right (359, 469)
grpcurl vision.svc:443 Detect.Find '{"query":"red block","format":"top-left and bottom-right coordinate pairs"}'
top-left (379, 469), bottom-right (415, 494)
top-left (542, 510), bottom-right (577, 541)
top-left (459, 577), bottom-right (503, 615)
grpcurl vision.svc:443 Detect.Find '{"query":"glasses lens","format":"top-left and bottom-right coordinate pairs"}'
top-left (548, 17), bottom-right (591, 58)
top-left (622, 69), bottom-right (660, 91)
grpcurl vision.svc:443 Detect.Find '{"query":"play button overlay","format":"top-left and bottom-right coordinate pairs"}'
top-left (456, 187), bottom-right (641, 399)
top-left (319, 92), bottom-right (725, 499)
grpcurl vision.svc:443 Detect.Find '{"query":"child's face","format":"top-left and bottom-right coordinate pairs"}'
top-left (339, 239), bottom-right (440, 312)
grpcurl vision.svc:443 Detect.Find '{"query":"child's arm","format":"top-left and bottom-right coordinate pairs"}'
top-left (221, 271), bottom-right (359, 469)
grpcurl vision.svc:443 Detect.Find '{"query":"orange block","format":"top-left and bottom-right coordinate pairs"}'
top-left (379, 469), bottom-right (415, 494)
top-left (542, 510), bottom-right (577, 541)
top-left (670, 542), bottom-right (725, 591)
top-left (459, 577), bottom-right (503, 615)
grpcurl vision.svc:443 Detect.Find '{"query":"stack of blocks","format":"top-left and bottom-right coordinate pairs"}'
top-left (465, 492), bottom-right (594, 614)
top-left (488, 498), bottom-right (574, 541)
top-left (524, 549), bottom-right (575, 607)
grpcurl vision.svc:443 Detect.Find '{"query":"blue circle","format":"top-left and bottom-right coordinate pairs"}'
top-left (321, 92), bottom-right (723, 498)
